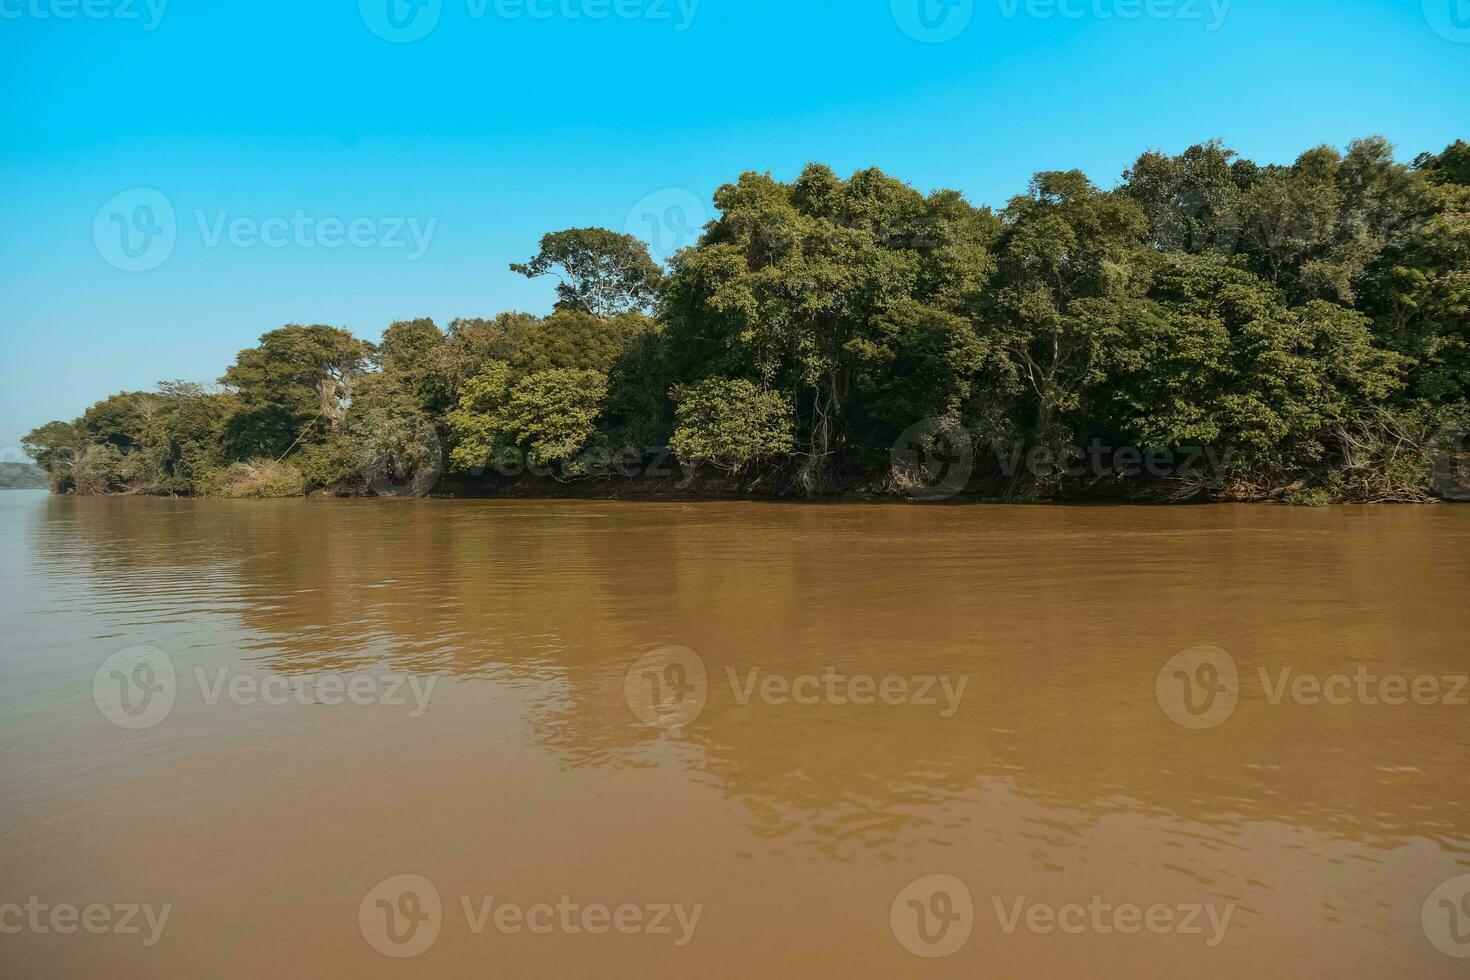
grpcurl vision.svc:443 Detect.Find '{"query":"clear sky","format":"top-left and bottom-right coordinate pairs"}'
top-left (1, 0), bottom-right (1466, 453)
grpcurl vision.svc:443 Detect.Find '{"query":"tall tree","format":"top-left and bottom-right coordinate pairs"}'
top-left (986, 170), bottom-right (1151, 462)
top-left (219, 325), bottom-right (373, 459)
top-left (511, 228), bottom-right (663, 317)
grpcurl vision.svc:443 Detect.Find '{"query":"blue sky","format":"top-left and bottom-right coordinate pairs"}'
top-left (1, 0), bottom-right (1467, 452)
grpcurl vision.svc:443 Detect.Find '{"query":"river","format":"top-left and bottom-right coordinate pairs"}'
top-left (1, 490), bottom-right (1467, 976)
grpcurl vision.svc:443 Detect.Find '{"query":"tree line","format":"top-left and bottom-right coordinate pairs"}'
top-left (24, 136), bottom-right (1470, 503)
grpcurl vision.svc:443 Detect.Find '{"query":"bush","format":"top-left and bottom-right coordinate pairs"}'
top-left (297, 435), bottom-right (365, 493)
top-left (447, 363), bottom-right (607, 473)
top-left (669, 379), bottom-right (794, 473)
top-left (1285, 487), bottom-right (1332, 507)
top-left (214, 459), bottom-right (307, 498)
top-left (349, 410), bottom-right (443, 497)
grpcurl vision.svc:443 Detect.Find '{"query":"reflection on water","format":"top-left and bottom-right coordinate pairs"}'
top-left (1, 491), bottom-right (1468, 977)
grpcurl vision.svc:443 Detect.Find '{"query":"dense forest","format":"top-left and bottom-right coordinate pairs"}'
top-left (24, 137), bottom-right (1470, 503)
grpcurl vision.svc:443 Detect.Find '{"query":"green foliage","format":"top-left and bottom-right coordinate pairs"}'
top-left (1416, 140), bottom-right (1470, 188)
top-left (511, 228), bottom-right (662, 317)
top-left (30, 136), bottom-right (1470, 503)
top-left (509, 310), bottom-right (656, 375)
top-left (376, 318), bottom-right (448, 413)
top-left (1124, 139), bottom-right (1245, 255)
top-left (23, 420), bottom-right (83, 480)
top-left (447, 363), bottom-right (607, 472)
top-left (79, 391), bottom-right (165, 453)
top-left (210, 459), bottom-right (307, 499)
top-left (986, 169), bottom-right (1151, 465)
top-left (1285, 487), bottom-right (1333, 508)
top-left (660, 163), bottom-right (1002, 489)
top-left (141, 384), bottom-right (239, 494)
top-left (220, 324), bottom-right (373, 458)
top-left (1105, 254), bottom-right (1404, 476)
top-left (71, 444), bottom-right (127, 495)
top-left (602, 327), bottom-right (676, 451)
top-left (296, 434), bottom-right (364, 493)
top-left (1359, 182), bottom-right (1470, 404)
top-left (348, 408), bottom-right (443, 497)
top-left (669, 379), bottom-right (794, 472)
top-left (437, 313), bottom-right (537, 395)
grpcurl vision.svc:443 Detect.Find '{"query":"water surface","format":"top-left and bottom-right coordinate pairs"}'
top-left (1, 491), bottom-right (1467, 976)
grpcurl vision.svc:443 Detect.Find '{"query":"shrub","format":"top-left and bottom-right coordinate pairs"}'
top-left (215, 459), bottom-right (307, 498)
top-left (669, 379), bottom-right (794, 473)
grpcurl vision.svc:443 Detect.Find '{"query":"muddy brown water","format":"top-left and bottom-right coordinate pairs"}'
top-left (1, 491), bottom-right (1467, 977)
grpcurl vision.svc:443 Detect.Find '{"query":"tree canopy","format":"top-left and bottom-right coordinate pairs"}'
top-left (511, 228), bottom-right (663, 317)
top-left (26, 137), bottom-right (1470, 503)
